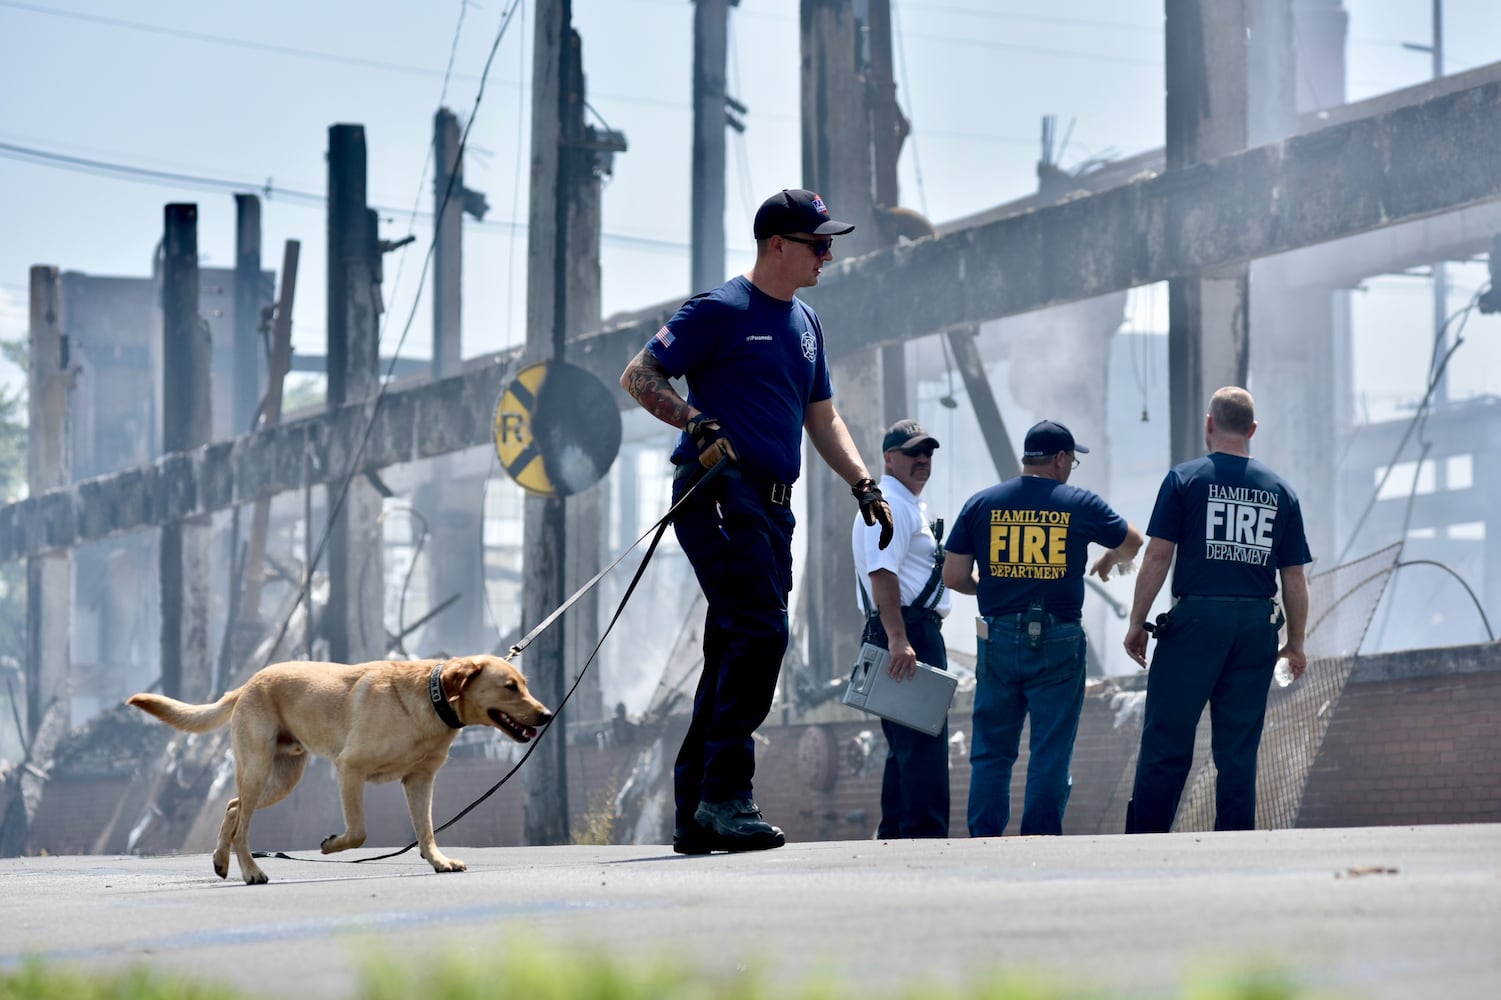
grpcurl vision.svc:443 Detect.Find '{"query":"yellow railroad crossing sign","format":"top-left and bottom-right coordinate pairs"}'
top-left (493, 360), bottom-right (621, 498)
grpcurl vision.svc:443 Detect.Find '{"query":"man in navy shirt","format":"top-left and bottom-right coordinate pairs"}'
top-left (620, 189), bottom-right (893, 854)
top-left (1124, 386), bottom-right (1312, 833)
top-left (944, 420), bottom-right (1142, 836)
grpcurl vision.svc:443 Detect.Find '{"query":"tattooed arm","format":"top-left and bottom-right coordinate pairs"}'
top-left (620, 347), bottom-right (696, 428)
top-left (621, 345), bottom-right (739, 467)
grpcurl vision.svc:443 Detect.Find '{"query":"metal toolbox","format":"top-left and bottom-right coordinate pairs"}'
top-left (841, 642), bottom-right (958, 737)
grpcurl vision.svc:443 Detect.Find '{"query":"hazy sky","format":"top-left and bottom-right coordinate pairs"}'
top-left (3, 0), bottom-right (1499, 414)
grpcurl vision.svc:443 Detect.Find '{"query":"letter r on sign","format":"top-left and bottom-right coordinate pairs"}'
top-left (499, 411), bottom-right (527, 444)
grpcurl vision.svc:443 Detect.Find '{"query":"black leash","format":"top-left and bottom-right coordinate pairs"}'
top-left (255, 457), bottom-right (727, 866)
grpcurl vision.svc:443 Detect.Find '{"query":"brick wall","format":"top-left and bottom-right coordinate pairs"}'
top-left (1297, 644), bottom-right (1501, 828)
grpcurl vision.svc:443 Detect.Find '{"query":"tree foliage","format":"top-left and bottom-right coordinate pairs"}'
top-left (0, 384), bottom-right (24, 502)
top-left (0, 336), bottom-right (24, 501)
top-left (0, 338), bottom-right (24, 754)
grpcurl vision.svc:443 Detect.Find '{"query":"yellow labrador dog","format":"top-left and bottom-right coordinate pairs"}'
top-left (127, 654), bottom-right (552, 885)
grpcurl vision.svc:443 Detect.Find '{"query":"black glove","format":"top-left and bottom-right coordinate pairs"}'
top-left (686, 413), bottom-right (738, 470)
top-left (852, 478), bottom-right (894, 550)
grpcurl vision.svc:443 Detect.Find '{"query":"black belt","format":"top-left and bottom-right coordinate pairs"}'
top-left (986, 611), bottom-right (1079, 626)
top-left (674, 462), bottom-right (792, 507)
top-left (1176, 595), bottom-right (1271, 603)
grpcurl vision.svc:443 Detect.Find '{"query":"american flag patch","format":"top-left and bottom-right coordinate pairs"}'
top-left (653, 325), bottom-right (675, 348)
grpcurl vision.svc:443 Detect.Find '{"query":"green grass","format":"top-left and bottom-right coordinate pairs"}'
top-left (1, 949), bottom-right (1308, 1000)
top-left (0, 961), bottom-right (244, 1000)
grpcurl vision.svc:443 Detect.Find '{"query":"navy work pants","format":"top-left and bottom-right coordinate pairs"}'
top-left (1129, 597), bottom-right (1280, 833)
top-left (968, 615), bottom-right (1086, 837)
top-left (671, 471), bottom-right (795, 827)
top-left (863, 607), bottom-right (950, 839)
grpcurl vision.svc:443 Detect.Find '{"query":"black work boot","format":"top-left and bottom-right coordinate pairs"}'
top-left (672, 819), bottom-right (722, 855)
top-left (693, 798), bottom-right (786, 852)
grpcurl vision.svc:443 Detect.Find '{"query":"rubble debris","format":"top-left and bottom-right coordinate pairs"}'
top-left (53, 701), bottom-right (172, 776)
top-left (0, 700), bottom-right (69, 857)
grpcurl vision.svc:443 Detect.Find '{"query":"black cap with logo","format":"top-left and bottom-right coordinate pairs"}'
top-left (753, 189), bottom-right (856, 239)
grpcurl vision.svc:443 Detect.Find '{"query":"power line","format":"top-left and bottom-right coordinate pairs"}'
top-left (438, 0), bottom-right (474, 108)
top-left (897, 27), bottom-right (1160, 68)
top-left (7, 0), bottom-right (1163, 94)
top-left (1391, 559), bottom-right (1494, 641)
top-left (503, 0), bottom-right (529, 348)
top-left (0, 0), bottom-right (689, 115)
top-left (378, 0), bottom-right (477, 334)
top-left (737, 1), bottom-right (1160, 68)
top-left (902, 1), bottom-right (1159, 35)
top-left (0, 139), bottom-right (695, 256)
top-left (1335, 289), bottom-right (1486, 564)
top-left (892, 0), bottom-right (929, 219)
top-left (257, 0), bottom-right (526, 670)
top-left (0, 140), bottom-right (322, 203)
top-left (0, 0), bottom-right (487, 84)
top-left (3, 4), bottom-right (1122, 160)
top-left (725, 12), bottom-right (760, 232)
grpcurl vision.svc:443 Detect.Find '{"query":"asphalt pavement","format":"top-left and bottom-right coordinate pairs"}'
top-left (2, 823), bottom-right (1498, 998)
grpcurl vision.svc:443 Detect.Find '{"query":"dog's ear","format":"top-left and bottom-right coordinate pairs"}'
top-left (447, 657), bottom-right (484, 696)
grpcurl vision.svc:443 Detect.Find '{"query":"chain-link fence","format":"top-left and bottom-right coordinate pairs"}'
top-left (1169, 543), bottom-right (1403, 831)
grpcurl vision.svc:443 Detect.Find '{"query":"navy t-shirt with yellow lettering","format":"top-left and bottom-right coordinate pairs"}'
top-left (948, 476), bottom-right (1129, 620)
top-left (1147, 452), bottom-right (1312, 598)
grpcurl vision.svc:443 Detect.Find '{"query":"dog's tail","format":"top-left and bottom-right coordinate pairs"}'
top-left (127, 688), bottom-right (242, 734)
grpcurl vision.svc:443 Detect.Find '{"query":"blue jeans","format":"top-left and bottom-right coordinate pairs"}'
top-left (670, 471), bottom-right (795, 827)
top-left (967, 616), bottom-right (1086, 837)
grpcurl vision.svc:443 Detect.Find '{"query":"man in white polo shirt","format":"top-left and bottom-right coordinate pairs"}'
top-left (852, 419), bottom-right (953, 838)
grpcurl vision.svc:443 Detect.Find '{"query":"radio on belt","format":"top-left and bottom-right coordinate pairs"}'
top-left (841, 642), bottom-right (957, 737)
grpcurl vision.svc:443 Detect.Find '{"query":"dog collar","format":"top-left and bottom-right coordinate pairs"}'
top-left (428, 662), bottom-right (464, 729)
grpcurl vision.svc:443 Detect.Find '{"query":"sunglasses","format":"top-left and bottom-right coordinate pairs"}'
top-left (898, 445), bottom-right (935, 458)
top-left (781, 234), bottom-right (833, 257)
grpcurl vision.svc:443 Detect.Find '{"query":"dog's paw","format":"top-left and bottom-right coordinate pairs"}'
top-left (429, 854), bottom-right (467, 873)
top-left (320, 832), bottom-right (364, 854)
top-left (243, 868), bottom-right (270, 886)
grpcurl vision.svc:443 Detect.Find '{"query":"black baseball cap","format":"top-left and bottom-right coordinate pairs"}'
top-left (753, 189), bottom-right (856, 239)
top-left (882, 419), bottom-right (940, 453)
top-left (1022, 419), bottom-right (1089, 458)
